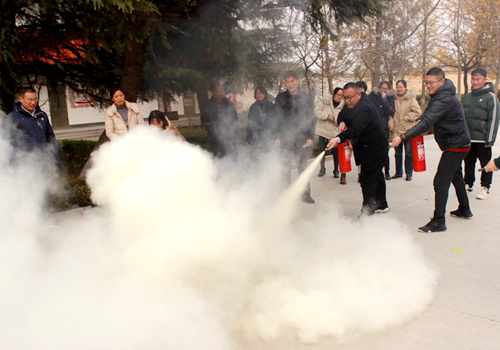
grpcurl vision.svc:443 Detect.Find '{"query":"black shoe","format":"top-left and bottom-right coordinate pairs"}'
top-left (318, 169), bottom-right (326, 177)
top-left (301, 195), bottom-right (315, 204)
top-left (333, 170), bottom-right (340, 178)
top-left (385, 173), bottom-right (391, 180)
top-left (392, 174), bottom-right (403, 179)
top-left (406, 175), bottom-right (412, 181)
top-left (418, 219), bottom-right (447, 233)
top-left (450, 208), bottom-right (473, 219)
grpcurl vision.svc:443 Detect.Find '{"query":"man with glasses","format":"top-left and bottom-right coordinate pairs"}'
top-left (391, 67), bottom-right (471, 233)
top-left (326, 82), bottom-right (389, 216)
top-left (5, 86), bottom-right (59, 164)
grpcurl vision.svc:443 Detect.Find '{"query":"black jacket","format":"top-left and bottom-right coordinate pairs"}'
top-left (368, 87), bottom-right (395, 134)
top-left (337, 93), bottom-right (387, 165)
top-left (6, 102), bottom-right (59, 164)
top-left (200, 96), bottom-right (238, 138)
top-left (246, 99), bottom-right (277, 145)
top-left (405, 79), bottom-right (470, 150)
top-left (274, 88), bottom-right (315, 148)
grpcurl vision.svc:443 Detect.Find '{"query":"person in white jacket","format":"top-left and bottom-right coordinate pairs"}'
top-left (314, 87), bottom-right (346, 183)
top-left (105, 88), bottom-right (144, 140)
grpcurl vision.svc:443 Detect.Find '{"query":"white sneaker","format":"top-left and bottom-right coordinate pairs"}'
top-left (476, 187), bottom-right (490, 200)
top-left (466, 185), bottom-right (473, 193)
top-left (375, 207), bottom-right (390, 213)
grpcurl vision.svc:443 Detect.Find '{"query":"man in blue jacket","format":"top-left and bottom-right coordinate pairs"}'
top-left (391, 68), bottom-right (471, 233)
top-left (6, 87), bottom-right (59, 164)
top-left (462, 68), bottom-right (500, 200)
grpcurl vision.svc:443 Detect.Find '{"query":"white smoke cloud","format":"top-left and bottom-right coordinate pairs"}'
top-left (0, 125), bottom-right (437, 349)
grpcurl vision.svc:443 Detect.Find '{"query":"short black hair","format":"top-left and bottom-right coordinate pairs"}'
top-left (333, 87), bottom-right (343, 96)
top-left (254, 85), bottom-right (268, 100)
top-left (426, 67), bottom-right (445, 80)
top-left (148, 110), bottom-right (168, 129)
top-left (110, 87), bottom-right (124, 101)
top-left (396, 79), bottom-right (407, 88)
top-left (284, 70), bottom-right (299, 80)
top-left (471, 68), bottom-right (487, 78)
top-left (355, 81), bottom-right (368, 92)
top-left (379, 80), bottom-right (391, 89)
top-left (344, 82), bottom-right (360, 91)
top-left (19, 86), bottom-right (36, 97)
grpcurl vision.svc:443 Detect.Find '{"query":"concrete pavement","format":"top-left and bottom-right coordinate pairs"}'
top-left (247, 135), bottom-right (500, 349)
top-left (52, 134), bottom-right (500, 349)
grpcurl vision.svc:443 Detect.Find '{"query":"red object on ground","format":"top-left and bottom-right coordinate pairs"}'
top-left (337, 141), bottom-right (352, 172)
top-left (411, 134), bottom-right (426, 172)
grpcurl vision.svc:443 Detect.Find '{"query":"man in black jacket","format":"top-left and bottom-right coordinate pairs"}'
top-left (327, 82), bottom-right (389, 215)
top-left (274, 70), bottom-right (316, 204)
top-left (391, 67), bottom-right (472, 233)
top-left (200, 84), bottom-right (238, 157)
top-left (6, 86), bottom-right (59, 164)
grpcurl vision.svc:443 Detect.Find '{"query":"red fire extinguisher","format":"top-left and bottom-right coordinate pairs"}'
top-left (337, 141), bottom-right (352, 172)
top-left (411, 134), bottom-right (426, 172)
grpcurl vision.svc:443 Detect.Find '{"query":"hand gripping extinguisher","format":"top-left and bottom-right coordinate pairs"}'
top-left (411, 134), bottom-right (426, 172)
top-left (337, 141), bottom-right (352, 172)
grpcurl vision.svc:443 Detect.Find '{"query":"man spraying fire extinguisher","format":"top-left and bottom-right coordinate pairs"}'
top-left (391, 67), bottom-right (472, 233)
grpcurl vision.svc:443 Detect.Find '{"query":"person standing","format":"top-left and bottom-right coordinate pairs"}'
top-left (391, 68), bottom-right (472, 233)
top-left (314, 87), bottom-right (346, 183)
top-left (369, 81), bottom-right (395, 180)
top-left (6, 86), bottom-right (59, 164)
top-left (105, 87), bottom-right (144, 140)
top-left (246, 85), bottom-right (276, 150)
top-left (274, 70), bottom-right (316, 204)
top-left (462, 68), bottom-right (500, 199)
top-left (390, 79), bottom-right (422, 181)
top-left (201, 84), bottom-right (238, 157)
top-left (327, 82), bottom-right (389, 215)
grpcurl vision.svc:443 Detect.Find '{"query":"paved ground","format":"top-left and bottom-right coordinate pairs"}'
top-left (52, 134), bottom-right (500, 349)
top-left (245, 135), bottom-right (500, 349)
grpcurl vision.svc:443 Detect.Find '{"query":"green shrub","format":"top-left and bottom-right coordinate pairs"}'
top-left (58, 139), bottom-right (97, 178)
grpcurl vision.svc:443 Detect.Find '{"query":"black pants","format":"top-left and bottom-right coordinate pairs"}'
top-left (281, 143), bottom-right (311, 196)
top-left (318, 136), bottom-right (339, 173)
top-left (464, 143), bottom-right (493, 189)
top-left (359, 153), bottom-right (387, 213)
top-left (394, 139), bottom-right (413, 176)
top-left (433, 150), bottom-right (469, 223)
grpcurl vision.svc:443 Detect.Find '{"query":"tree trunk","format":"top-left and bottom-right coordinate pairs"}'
top-left (195, 85), bottom-right (209, 116)
top-left (120, 16), bottom-right (144, 103)
top-left (47, 81), bottom-right (69, 129)
top-left (372, 21), bottom-right (383, 88)
top-left (420, 10), bottom-right (428, 106)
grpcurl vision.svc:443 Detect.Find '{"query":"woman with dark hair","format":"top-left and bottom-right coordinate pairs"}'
top-left (246, 85), bottom-right (276, 149)
top-left (314, 87), bottom-right (345, 183)
top-left (389, 79), bottom-right (421, 181)
top-left (148, 110), bottom-right (185, 141)
top-left (105, 88), bottom-right (144, 140)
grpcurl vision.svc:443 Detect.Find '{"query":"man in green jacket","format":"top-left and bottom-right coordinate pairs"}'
top-left (462, 68), bottom-right (500, 199)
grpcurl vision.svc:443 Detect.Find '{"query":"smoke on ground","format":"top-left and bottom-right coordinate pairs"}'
top-left (0, 126), bottom-right (437, 349)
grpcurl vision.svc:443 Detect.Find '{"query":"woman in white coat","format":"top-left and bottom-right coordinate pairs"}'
top-left (105, 88), bottom-right (144, 140)
top-left (314, 87), bottom-right (346, 183)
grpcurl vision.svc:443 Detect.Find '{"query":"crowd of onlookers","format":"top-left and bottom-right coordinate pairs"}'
top-left (3, 67), bottom-right (500, 232)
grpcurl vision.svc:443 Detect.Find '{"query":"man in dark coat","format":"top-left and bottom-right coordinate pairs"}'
top-left (200, 84), bottom-right (238, 157)
top-left (327, 82), bottom-right (389, 215)
top-left (6, 86), bottom-right (59, 164)
top-left (462, 67), bottom-right (500, 199)
top-left (368, 81), bottom-right (395, 180)
top-left (392, 67), bottom-right (472, 233)
top-left (274, 70), bottom-right (316, 204)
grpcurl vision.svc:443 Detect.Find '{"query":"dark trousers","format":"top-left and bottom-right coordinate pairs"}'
top-left (359, 153), bottom-right (387, 213)
top-left (318, 136), bottom-right (339, 173)
top-left (281, 144), bottom-right (311, 196)
top-left (433, 151), bottom-right (469, 223)
top-left (394, 139), bottom-right (413, 176)
top-left (464, 143), bottom-right (493, 189)
top-left (384, 150), bottom-right (390, 175)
